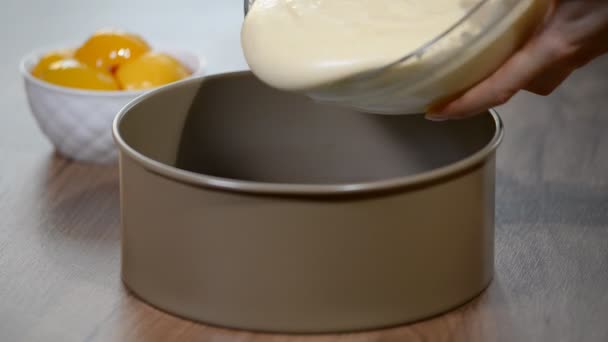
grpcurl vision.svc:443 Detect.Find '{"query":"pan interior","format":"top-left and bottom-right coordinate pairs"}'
top-left (118, 73), bottom-right (497, 185)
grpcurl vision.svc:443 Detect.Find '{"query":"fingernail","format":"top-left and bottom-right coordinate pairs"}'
top-left (425, 115), bottom-right (449, 122)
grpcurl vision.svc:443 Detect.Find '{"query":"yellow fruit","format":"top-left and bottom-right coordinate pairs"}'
top-left (115, 52), bottom-right (190, 90)
top-left (41, 59), bottom-right (119, 91)
top-left (31, 49), bottom-right (74, 78)
top-left (74, 29), bottom-right (150, 71)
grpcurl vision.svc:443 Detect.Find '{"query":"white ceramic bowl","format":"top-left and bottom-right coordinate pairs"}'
top-left (21, 45), bottom-right (205, 164)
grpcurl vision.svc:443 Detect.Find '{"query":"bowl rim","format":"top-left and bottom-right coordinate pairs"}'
top-left (328, 0), bottom-right (548, 88)
top-left (245, 0), bottom-right (492, 80)
top-left (113, 71), bottom-right (504, 197)
top-left (351, 0), bottom-right (494, 81)
top-left (20, 43), bottom-right (207, 97)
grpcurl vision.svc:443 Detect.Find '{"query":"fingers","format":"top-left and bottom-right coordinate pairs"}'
top-left (524, 63), bottom-right (574, 95)
top-left (425, 0), bottom-right (608, 121)
top-left (426, 37), bottom-right (558, 119)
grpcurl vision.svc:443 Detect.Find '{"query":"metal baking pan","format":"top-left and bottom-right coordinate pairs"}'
top-left (113, 71), bottom-right (503, 333)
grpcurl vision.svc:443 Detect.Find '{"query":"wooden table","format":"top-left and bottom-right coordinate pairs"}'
top-left (1, 1), bottom-right (607, 341)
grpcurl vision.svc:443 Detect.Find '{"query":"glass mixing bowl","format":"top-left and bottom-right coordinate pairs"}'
top-left (244, 0), bottom-right (550, 114)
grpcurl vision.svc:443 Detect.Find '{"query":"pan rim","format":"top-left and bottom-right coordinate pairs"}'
top-left (113, 71), bottom-right (503, 197)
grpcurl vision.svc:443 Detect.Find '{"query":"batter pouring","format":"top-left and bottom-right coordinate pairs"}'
top-left (242, 0), bottom-right (548, 114)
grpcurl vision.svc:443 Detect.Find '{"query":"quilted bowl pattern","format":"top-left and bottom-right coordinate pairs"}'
top-left (20, 47), bottom-right (205, 164)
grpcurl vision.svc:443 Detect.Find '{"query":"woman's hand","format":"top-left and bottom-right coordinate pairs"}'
top-left (426, 0), bottom-right (608, 120)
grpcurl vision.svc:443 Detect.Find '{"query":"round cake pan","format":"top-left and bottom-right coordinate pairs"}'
top-left (113, 71), bottom-right (503, 333)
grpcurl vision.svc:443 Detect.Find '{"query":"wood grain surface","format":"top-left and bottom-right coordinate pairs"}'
top-left (1, 1), bottom-right (607, 341)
